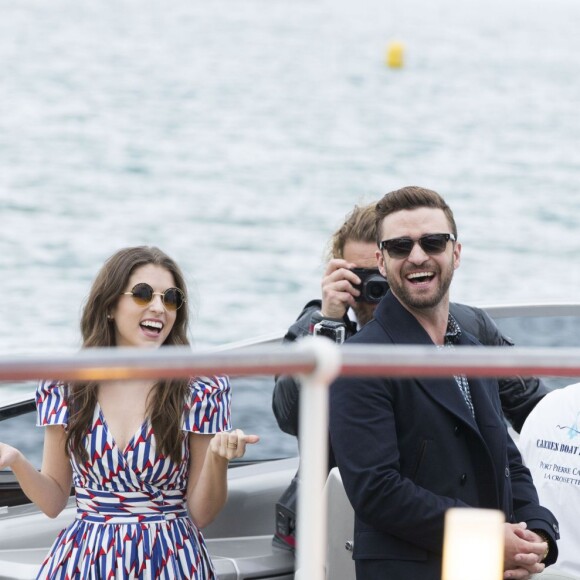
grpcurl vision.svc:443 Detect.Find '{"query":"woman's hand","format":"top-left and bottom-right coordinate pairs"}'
top-left (0, 442), bottom-right (22, 470)
top-left (209, 428), bottom-right (260, 460)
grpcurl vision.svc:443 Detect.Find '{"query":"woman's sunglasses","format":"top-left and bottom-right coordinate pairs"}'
top-left (121, 283), bottom-right (186, 311)
top-left (379, 233), bottom-right (456, 259)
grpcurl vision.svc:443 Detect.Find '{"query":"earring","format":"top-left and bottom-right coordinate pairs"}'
top-left (107, 314), bottom-right (113, 320)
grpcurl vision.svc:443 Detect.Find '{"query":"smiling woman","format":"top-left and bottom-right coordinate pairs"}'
top-left (111, 264), bottom-right (181, 348)
top-left (0, 245), bottom-right (259, 580)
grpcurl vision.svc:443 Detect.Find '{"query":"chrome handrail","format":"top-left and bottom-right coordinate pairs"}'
top-left (0, 346), bottom-right (317, 383)
top-left (2, 343), bottom-right (580, 383)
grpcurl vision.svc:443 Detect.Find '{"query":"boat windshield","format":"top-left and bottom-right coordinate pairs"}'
top-left (493, 311), bottom-right (580, 391)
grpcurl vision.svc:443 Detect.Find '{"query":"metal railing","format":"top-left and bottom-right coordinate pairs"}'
top-left (2, 340), bottom-right (580, 579)
top-left (4, 342), bottom-right (580, 382)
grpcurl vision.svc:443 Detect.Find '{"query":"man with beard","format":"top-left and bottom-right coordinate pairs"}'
top-left (272, 199), bottom-right (547, 552)
top-left (329, 186), bottom-right (559, 580)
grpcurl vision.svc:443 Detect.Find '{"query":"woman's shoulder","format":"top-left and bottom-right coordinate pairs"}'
top-left (35, 379), bottom-right (66, 403)
top-left (188, 375), bottom-right (230, 393)
top-left (185, 375), bottom-right (231, 407)
top-left (35, 380), bottom-right (69, 427)
top-left (183, 376), bottom-right (231, 433)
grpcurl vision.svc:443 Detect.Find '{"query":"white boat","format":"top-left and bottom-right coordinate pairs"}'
top-left (2, 303), bottom-right (580, 580)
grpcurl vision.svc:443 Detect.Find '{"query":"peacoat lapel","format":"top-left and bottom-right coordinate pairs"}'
top-left (373, 292), bottom-right (481, 430)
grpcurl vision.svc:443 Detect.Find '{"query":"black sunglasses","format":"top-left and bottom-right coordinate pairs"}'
top-left (379, 233), bottom-right (456, 259)
top-left (121, 282), bottom-right (186, 311)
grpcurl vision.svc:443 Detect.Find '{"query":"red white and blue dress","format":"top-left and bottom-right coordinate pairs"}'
top-left (35, 376), bottom-right (231, 579)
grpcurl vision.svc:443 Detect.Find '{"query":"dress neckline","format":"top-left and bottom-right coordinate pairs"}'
top-left (96, 403), bottom-right (149, 455)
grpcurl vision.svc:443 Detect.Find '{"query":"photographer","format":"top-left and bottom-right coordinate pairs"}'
top-left (272, 203), bottom-right (386, 452)
top-left (271, 201), bottom-right (548, 551)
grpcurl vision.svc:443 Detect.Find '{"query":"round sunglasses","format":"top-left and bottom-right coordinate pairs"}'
top-left (121, 282), bottom-right (186, 311)
top-left (379, 233), bottom-right (456, 259)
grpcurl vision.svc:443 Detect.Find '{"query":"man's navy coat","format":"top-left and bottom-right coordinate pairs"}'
top-left (329, 292), bottom-right (559, 580)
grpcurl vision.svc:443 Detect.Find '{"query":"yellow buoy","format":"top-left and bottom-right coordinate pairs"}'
top-left (386, 41), bottom-right (405, 68)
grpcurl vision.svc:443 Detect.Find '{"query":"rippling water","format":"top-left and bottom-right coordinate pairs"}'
top-left (1, 0), bottom-right (580, 462)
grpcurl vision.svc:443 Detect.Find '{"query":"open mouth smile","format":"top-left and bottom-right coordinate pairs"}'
top-left (406, 271), bottom-right (435, 285)
top-left (140, 319), bottom-right (164, 335)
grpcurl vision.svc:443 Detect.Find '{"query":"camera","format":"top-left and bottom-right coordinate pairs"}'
top-left (350, 268), bottom-right (389, 304)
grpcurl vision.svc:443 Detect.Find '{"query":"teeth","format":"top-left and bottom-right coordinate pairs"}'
top-left (141, 320), bottom-right (163, 330)
top-left (407, 272), bottom-right (433, 279)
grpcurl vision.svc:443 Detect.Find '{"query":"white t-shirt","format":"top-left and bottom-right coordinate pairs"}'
top-left (518, 382), bottom-right (580, 577)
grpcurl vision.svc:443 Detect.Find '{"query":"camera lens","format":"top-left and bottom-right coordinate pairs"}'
top-left (351, 268), bottom-right (389, 303)
top-left (367, 281), bottom-right (386, 300)
top-left (362, 275), bottom-right (389, 303)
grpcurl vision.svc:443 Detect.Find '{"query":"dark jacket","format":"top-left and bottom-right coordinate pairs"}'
top-left (272, 299), bottom-right (548, 438)
top-left (328, 292), bottom-right (559, 580)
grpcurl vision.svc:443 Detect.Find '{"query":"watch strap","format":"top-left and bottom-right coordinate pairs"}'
top-left (309, 310), bottom-right (346, 333)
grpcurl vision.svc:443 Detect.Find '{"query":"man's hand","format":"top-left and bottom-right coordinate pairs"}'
top-left (321, 259), bottom-right (361, 319)
top-left (503, 522), bottom-right (547, 579)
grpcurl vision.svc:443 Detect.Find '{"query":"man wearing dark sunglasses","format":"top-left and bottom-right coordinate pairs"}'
top-left (329, 186), bottom-right (559, 580)
top-left (271, 201), bottom-right (548, 552)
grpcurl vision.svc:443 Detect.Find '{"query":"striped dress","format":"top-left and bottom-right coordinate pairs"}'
top-left (35, 376), bottom-right (231, 579)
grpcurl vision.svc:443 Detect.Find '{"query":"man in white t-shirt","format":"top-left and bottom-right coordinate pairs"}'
top-left (519, 382), bottom-right (580, 577)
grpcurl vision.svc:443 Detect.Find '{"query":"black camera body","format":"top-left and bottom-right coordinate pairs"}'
top-left (351, 267), bottom-right (389, 304)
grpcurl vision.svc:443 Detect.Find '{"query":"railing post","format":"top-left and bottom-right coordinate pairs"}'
top-left (294, 337), bottom-right (342, 580)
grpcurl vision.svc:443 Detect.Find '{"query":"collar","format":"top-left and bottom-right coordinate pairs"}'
top-left (374, 292), bottom-right (466, 347)
top-left (347, 308), bottom-right (362, 331)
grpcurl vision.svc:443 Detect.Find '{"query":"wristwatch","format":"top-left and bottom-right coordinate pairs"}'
top-left (533, 530), bottom-right (550, 562)
top-left (313, 320), bottom-right (346, 344)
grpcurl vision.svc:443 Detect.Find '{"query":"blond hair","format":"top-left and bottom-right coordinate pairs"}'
top-left (328, 203), bottom-right (378, 260)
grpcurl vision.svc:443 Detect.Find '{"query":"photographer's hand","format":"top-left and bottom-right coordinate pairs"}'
top-left (321, 259), bottom-right (361, 319)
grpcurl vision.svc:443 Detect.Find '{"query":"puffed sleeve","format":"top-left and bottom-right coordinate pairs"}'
top-left (35, 380), bottom-right (69, 428)
top-left (183, 375), bottom-right (231, 434)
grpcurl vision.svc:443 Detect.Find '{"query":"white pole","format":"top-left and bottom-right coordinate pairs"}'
top-left (294, 338), bottom-right (341, 580)
top-left (442, 508), bottom-right (505, 580)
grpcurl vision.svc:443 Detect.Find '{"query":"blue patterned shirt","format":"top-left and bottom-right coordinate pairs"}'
top-left (438, 315), bottom-right (475, 417)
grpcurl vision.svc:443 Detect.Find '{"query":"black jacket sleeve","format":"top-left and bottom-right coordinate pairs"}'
top-left (450, 303), bottom-right (549, 432)
top-left (272, 301), bottom-right (321, 436)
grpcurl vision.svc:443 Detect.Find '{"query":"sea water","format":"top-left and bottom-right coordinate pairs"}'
top-left (1, 0), bottom-right (580, 461)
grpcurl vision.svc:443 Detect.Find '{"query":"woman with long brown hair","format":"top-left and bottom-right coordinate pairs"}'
top-left (0, 246), bottom-right (258, 578)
